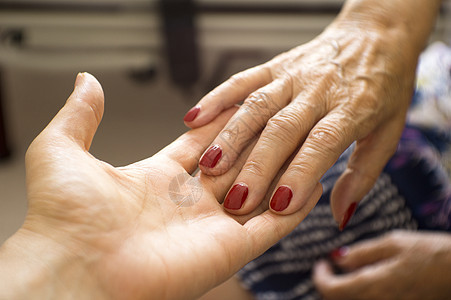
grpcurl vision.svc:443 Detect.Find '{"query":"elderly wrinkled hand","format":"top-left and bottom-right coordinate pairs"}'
top-left (184, 0), bottom-right (440, 229)
top-left (313, 231), bottom-right (451, 300)
top-left (0, 73), bottom-right (321, 300)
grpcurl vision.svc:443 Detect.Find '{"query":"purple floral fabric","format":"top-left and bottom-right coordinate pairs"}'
top-left (387, 42), bottom-right (451, 230)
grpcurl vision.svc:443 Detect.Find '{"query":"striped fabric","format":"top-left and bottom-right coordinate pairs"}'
top-left (238, 148), bottom-right (417, 300)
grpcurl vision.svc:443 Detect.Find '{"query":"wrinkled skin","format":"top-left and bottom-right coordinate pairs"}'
top-left (0, 73), bottom-right (321, 300)
top-left (185, 0), bottom-right (440, 228)
top-left (313, 230), bottom-right (451, 300)
top-left (189, 26), bottom-right (414, 221)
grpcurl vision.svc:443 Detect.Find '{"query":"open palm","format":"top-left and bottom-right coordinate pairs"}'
top-left (21, 73), bottom-right (321, 299)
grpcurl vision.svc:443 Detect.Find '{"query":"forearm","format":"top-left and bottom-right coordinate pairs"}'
top-left (0, 228), bottom-right (106, 300)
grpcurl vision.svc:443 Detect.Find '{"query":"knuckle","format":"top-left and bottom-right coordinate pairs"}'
top-left (244, 91), bottom-right (272, 107)
top-left (307, 129), bottom-right (340, 157)
top-left (219, 126), bottom-right (238, 142)
top-left (228, 71), bottom-right (249, 89)
top-left (243, 92), bottom-right (271, 113)
top-left (217, 121), bottom-right (255, 153)
top-left (242, 159), bottom-right (267, 178)
top-left (265, 112), bottom-right (302, 145)
top-left (362, 92), bottom-right (381, 113)
top-left (242, 91), bottom-right (279, 122)
top-left (284, 121), bottom-right (354, 179)
top-left (287, 158), bottom-right (317, 179)
top-left (308, 120), bottom-right (352, 154)
top-left (348, 81), bottom-right (383, 122)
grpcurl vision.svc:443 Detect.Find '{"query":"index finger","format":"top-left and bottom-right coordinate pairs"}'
top-left (332, 232), bottom-right (403, 271)
top-left (154, 106), bottom-right (239, 173)
top-left (184, 65), bottom-right (272, 127)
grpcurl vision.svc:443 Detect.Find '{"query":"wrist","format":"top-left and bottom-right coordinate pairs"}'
top-left (0, 227), bottom-right (107, 299)
top-left (328, 0), bottom-right (441, 57)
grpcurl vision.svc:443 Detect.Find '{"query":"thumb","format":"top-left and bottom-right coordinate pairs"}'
top-left (40, 72), bottom-right (104, 151)
top-left (331, 233), bottom-right (401, 271)
top-left (330, 117), bottom-right (404, 230)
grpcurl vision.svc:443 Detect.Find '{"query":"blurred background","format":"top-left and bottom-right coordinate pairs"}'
top-left (0, 0), bottom-right (450, 243)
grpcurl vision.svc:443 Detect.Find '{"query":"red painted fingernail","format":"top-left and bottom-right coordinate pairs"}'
top-left (330, 246), bottom-right (349, 260)
top-left (270, 186), bottom-right (293, 212)
top-left (183, 105), bottom-right (200, 122)
top-left (339, 202), bottom-right (357, 231)
top-left (224, 183), bottom-right (248, 210)
top-left (199, 144), bottom-right (222, 168)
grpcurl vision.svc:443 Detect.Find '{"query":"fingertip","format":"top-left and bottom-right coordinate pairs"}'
top-left (184, 104), bottom-right (232, 129)
top-left (313, 259), bottom-right (338, 299)
top-left (270, 185), bottom-right (294, 212)
top-left (223, 183), bottom-right (249, 211)
top-left (338, 202), bottom-right (357, 231)
top-left (75, 72), bottom-right (103, 95)
top-left (59, 72), bottom-right (105, 150)
top-left (330, 246), bottom-right (350, 262)
top-left (269, 182), bottom-right (322, 215)
top-left (160, 106), bottom-right (239, 172)
top-left (199, 144), bottom-right (223, 169)
top-left (184, 90), bottom-right (228, 128)
top-left (199, 144), bottom-right (239, 176)
top-left (72, 72), bottom-right (105, 123)
top-left (331, 125), bottom-right (402, 228)
top-left (27, 72), bottom-right (105, 157)
top-left (330, 169), bottom-right (368, 229)
top-left (313, 259), bottom-right (334, 282)
top-left (314, 259), bottom-right (331, 271)
top-left (74, 72), bottom-right (84, 87)
top-left (183, 105), bottom-right (201, 124)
